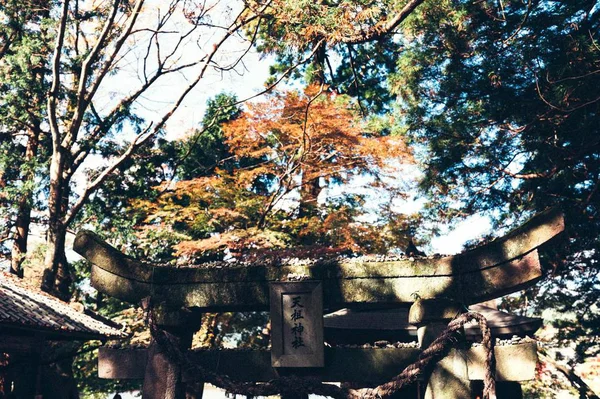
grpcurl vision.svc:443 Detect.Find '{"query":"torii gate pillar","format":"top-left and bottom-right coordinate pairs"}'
top-left (409, 299), bottom-right (472, 399)
top-left (141, 302), bottom-right (203, 399)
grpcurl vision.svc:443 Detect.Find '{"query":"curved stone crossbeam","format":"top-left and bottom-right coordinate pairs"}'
top-left (73, 208), bottom-right (564, 310)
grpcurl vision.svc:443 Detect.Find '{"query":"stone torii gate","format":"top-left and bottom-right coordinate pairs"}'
top-left (74, 208), bottom-right (565, 399)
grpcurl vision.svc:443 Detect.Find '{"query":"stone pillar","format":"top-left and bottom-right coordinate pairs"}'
top-left (409, 299), bottom-right (472, 399)
top-left (142, 305), bottom-right (202, 399)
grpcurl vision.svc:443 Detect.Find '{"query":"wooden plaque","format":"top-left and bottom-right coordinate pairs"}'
top-left (270, 281), bottom-right (324, 367)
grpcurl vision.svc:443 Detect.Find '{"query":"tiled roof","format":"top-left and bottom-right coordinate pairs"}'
top-left (0, 272), bottom-right (128, 340)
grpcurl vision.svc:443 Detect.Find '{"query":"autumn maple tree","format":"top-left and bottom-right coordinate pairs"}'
top-left (131, 86), bottom-right (413, 260)
top-left (225, 86), bottom-right (410, 222)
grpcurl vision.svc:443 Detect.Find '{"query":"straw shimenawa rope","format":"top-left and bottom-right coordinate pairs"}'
top-left (148, 309), bottom-right (497, 399)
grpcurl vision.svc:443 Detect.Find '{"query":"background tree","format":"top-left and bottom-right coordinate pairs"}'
top-left (255, 0), bottom-right (426, 113)
top-left (175, 93), bottom-right (242, 180)
top-left (107, 88), bottom-right (415, 379)
top-left (131, 87), bottom-right (413, 262)
top-left (0, 0), bottom-right (51, 276)
top-left (1, 0), bottom-right (432, 294)
top-left (0, 0), bottom-right (430, 396)
top-left (390, 0), bottom-right (600, 393)
top-left (14, 0), bottom-right (597, 396)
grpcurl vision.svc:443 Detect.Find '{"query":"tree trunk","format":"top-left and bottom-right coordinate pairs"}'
top-left (11, 126), bottom-right (40, 276)
top-left (43, 150), bottom-right (71, 300)
top-left (11, 200), bottom-right (31, 277)
top-left (315, 40), bottom-right (326, 82)
top-left (297, 38), bottom-right (326, 219)
top-left (201, 314), bottom-right (220, 348)
top-left (298, 173), bottom-right (321, 218)
top-left (43, 221), bottom-right (71, 300)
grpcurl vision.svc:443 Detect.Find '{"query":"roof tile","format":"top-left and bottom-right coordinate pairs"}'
top-left (0, 272), bottom-right (128, 339)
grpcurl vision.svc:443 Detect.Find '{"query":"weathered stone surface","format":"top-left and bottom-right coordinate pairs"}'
top-left (85, 249), bottom-right (544, 310)
top-left (142, 341), bottom-right (183, 399)
top-left (99, 347), bottom-right (148, 379)
top-left (74, 208), bottom-right (563, 310)
top-left (323, 304), bottom-right (542, 343)
top-left (408, 299), bottom-right (464, 325)
top-left (151, 303), bottom-right (203, 331)
top-left (425, 350), bottom-right (471, 399)
top-left (416, 322), bottom-right (453, 350)
top-left (409, 298), bottom-right (472, 398)
top-left (467, 342), bottom-right (537, 381)
top-left (271, 282), bottom-right (324, 368)
top-left (99, 346), bottom-right (422, 382)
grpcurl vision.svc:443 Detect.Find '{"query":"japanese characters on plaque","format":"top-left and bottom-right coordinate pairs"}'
top-left (270, 281), bottom-right (324, 367)
top-left (290, 295), bottom-right (305, 349)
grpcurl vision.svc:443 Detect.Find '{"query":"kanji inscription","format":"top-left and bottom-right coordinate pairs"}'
top-left (270, 281), bottom-right (324, 367)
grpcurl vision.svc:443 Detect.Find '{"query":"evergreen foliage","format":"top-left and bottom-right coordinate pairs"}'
top-left (392, 0), bottom-right (600, 386)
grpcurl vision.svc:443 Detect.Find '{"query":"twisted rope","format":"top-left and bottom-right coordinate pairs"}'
top-left (148, 309), bottom-right (496, 399)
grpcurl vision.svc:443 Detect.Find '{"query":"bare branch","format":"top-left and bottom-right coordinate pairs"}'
top-left (167, 37), bottom-right (326, 185)
top-left (346, 44), bottom-right (367, 116)
top-left (66, 2), bottom-right (269, 223)
top-left (65, 124), bottom-right (154, 226)
top-left (534, 70), bottom-right (600, 113)
top-left (69, 47), bottom-right (216, 172)
top-left (502, 0), bottom-right (534, 46)
top-left (68, 70), bottom-right (165, 172)
top-left (71, 0), bottom-right (120, 130)
top-left (143, 4), bottom-right (264, 136)
top-left (62, 0), bottom-right (146, 149)
top-left (233, 38), bottom-right (326, 106)
top-left (209, 17), bottom-right (261, 73)
top-left (499, 165), bottom-right (558, 180)
top-left (47, 0), bottom-right (70, 151)
top-left (81, 0), bottom-right (145, 115)
top-left (301, 84), bottom-right (325, 156)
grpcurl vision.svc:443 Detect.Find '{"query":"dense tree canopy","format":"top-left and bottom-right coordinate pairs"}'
top-left (392, 0), bottom-right (600, 384)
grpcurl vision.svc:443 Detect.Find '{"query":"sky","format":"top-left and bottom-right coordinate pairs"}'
top-left (94, 0), bottom-right (274, 139)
